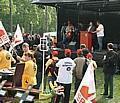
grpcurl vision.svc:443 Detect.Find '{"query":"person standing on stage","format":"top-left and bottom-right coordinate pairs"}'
top-left (55, 49), bottom-right (76, 103)
top-left (93, 20), bottom-right (104, 52)
top-left (62, 20), bottom-right (75, 47)
top-left (87, 21), bottom-right (97, 51)
top-left (102, 43), bottom-right (118, 99)
top-left (61, 22), bottom-right (67, 41)
top-left (87, 21), bottom-right (95, 32)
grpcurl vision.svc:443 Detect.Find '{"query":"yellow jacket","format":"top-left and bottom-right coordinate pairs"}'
top-left (0, 50), bottom-right (14, 69)
top-left (22, 60), bottom-right (37, 89)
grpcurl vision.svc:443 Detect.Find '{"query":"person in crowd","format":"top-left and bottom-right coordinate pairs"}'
top-left (28, 34), bottom-right (35, 50)
top-left (45, 50), bottom-right (59, 90)
top-left (17, 43), bottom-right (31, 62)
top-left (0, 45), bottom-right (16, 69)
top-left (55, 49), bottom-right (76, 103)
top-left (34, 34), bottom-right (40, 45)
top-left (34, 45), bottom-right (43, 89)
top-left (86, 53), bottom-right (97, 84)
top-left (73, 49), bottom-right (86, 94)
top-left (93, 20), bottom-right (104, 52)
top-left (80, 44), bottom-right (89, 58)
top-left (22, 52), bottom-right (37, 89)
top-left (102, 43), bottom-right (118, 99)
top-left (86, 53), bottom-right (97, 70)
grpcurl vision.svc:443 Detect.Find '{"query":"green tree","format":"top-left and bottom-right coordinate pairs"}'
top-left (0, 0), bottom-right (57, 34)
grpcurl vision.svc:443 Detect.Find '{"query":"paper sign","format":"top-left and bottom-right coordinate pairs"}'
top-left (15, 92), bottom-right (22, 97)
top-left (26, 95), bottom-right (34, 101)
top-left (0, 89), bottom-right (6, 96)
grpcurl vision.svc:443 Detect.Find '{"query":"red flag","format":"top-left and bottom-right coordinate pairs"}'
top-left (74, 63), bottom-right (96, 103)
top-left (0, 21), bottom-right (10, 46)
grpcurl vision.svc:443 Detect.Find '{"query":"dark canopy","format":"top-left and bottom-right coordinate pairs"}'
top-left (32, 0), bottom-right (120, 12)
top-left (32, 0), bottom-right (120, 45)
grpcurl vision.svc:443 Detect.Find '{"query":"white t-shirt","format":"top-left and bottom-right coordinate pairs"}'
top-left (56, 57), bottom-right (76, 84)
top-left (96, 24), bottom-right (104, 37)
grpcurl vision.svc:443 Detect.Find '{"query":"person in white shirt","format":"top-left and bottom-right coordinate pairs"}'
top-left (56, 49), bottom-right (76, 103)
top-left (93, 20), bottom-right (104, 51)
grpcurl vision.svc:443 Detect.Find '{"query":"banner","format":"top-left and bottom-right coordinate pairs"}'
top-left (9, 24), bottom-right (23, 52)
top-left (74, 63), bottom-right (96, 103)
top-left (0, 21), bottom-right (10, 46)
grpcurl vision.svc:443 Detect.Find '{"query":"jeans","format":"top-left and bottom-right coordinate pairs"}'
top-left (97, 36), bottom-right (103, 51)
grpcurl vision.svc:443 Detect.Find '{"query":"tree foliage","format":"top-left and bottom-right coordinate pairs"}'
top-left (0, 0), bottom-right (57, 34)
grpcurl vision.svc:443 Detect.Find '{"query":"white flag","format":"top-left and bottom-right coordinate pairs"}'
top-left (9, 24), bottom-right (23, 52)
top-left (0, 21), bottom-right (10, 46)
top-left (74, 63), bottom-right (96, 103)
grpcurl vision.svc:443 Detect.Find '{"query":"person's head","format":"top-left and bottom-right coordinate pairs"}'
top-left (22, 43), bottom-right (29, 52)
top-left (24, 52), bottom-right (34, 61)
top-left (86, 53), bottom-right (93, 60)
top-left (64, 49), bottom-right (71, 57)
top-left (51, 50), bottom-right (58, 57)
top-left (96, 20), bottom-right (100, 26)
top-left (107, 43), bottom-right (114, 50)
top-left (77, 49), bottom-right (83, 57)
top-left (89, 21), bottom-right (93, 26)
top-left (82, 48), bottom-right (89, 58)
top-left (67, 20), bottom-right (71, 25)
top-left (80, 44), bottom-right (86, 49)
top-left (33, 45), bottom-right (37, 51)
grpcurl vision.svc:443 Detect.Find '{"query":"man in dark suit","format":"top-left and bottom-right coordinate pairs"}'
top-left (102, 43), bottom-right (118, 99)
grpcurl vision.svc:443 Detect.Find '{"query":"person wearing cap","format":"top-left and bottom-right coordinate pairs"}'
top-left (22, 52), bottom-right (37, 89)
top-left (55, 49), bottom-right (76, 103)
top-left (17, 42), bottom-right (31, 62)
top-left (0, 45), bottom-right (16, 70)
top-left (86, 53), bottom-right (97, 70)
top-left (45, 50), bottom-right (59, 90)
top-left (80, 44), bottom-right (90, 58)
top-left (86, 53), bottom-right (97, 86)
top-left (73, 49), bottom-right (86, 94)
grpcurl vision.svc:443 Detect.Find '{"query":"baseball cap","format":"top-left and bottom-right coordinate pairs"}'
top-left (86, 53), bottom-right (93, 59)
top-left (77, 49), bottom-right (83, 55)
top-left (51, 50), bottom-right (58, 56)
top-left (22, 43), bottom-right (29, 47)
top-left (64, 49), bottom-right (71, 55)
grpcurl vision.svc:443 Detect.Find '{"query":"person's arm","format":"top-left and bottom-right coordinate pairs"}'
top-left (93, 61), bottom-right (97, 70)
top-left (45, 59), bottom-right (52, 70)
top-left (17, 55), bottom-right (26, 62)
top-left (92, 25), bottom-right (103, 33)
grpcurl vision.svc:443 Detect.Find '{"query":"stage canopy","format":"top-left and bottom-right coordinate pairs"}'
top-left (32, 0), bottom-right (120, 12)
top-left (32, 0), bottom-right (120, 44)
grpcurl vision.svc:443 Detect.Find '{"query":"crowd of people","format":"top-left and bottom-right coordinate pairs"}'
top-left (0, 19), bottom-right (120, 103)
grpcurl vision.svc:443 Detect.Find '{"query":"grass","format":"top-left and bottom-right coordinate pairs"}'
top-left (35, 68), bottom-right (120, 103)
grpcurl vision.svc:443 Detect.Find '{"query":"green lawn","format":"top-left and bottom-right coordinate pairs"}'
top-left (35, 68), bottom-right (120, 103)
